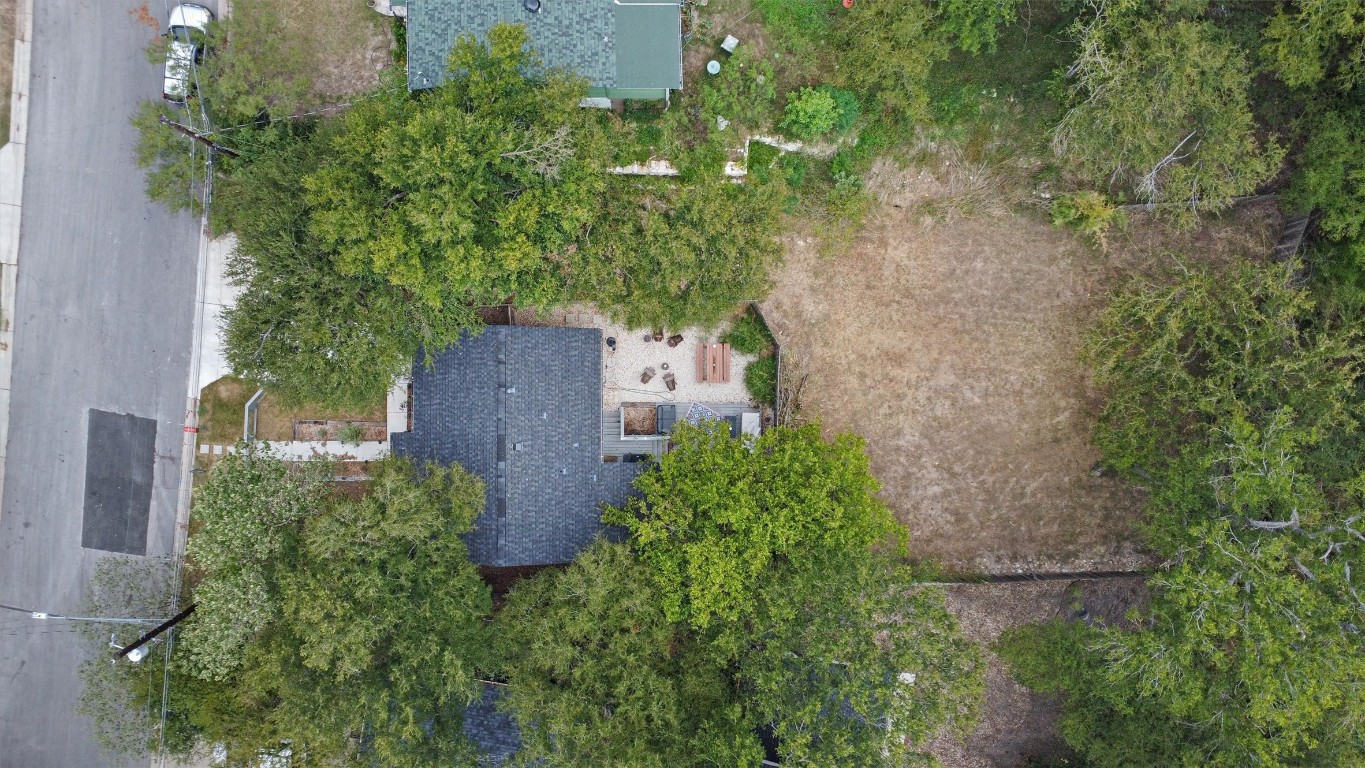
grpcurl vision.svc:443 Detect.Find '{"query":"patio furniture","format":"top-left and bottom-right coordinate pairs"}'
top-left (663, 372), bottom-right (677, 392)
top-left (640, 366), bottom-right (656, 384)
top-left (667, 334), bottom-right (684, 347)
top-left (696, 343), bottom-right (731, 383)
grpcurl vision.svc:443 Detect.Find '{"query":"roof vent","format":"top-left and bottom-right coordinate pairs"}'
top-left (524, 0), bottom-right (542, 13)
top-left (514, 442), bottom-right (526, 451)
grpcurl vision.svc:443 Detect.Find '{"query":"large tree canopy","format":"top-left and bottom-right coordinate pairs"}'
top-left (1262, 0), bottom-right (1365, 93)
top-left (1000, 261), bottom-right (1365, 767)
top-left (1054, 5), bottom-right (1283, 221)
top-left (604, 423), bottom-right (898, 635)
top-left (742, 553), bottom-right (983, 766)
top-left (218, 124), bottom-right (480, 410)
top-left (164, 453), bottom-right (494, 767)
top-left (495, 542), bottom-right (761, 768)
top-left (573, 179), bottom-right (783, 331)
top-left (305, 24), bottom-right (608, 310)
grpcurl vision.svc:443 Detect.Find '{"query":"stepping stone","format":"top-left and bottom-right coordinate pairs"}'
top-left (199, 444), bottom-right (210, 454)
top-left (213, 445), bottom-right (224, 455)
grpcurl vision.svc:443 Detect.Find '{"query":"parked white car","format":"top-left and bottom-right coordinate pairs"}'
top-left (162, 3), bottom-right (214, 104)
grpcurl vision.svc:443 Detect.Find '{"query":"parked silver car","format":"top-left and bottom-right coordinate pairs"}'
top-left (162, 3), bottom-right (214, 104)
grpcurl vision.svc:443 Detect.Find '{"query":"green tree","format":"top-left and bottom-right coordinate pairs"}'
top-left (742, 553), bottom-right (983, 766)
top-left (496, 542), bottom-right (762, 767)
top-left (305, 24), bottom-right (609, 311)
top-left (180, 447), bottom-right (331, 681)
top-left (199, 0), bottom-right (314, 123)
top-left (831, 0), bottom-right (950, 123)
top-left (1262, 0), bottom-right (1365, 93)
top-left (574, 179), bottom-right (783, 331)
top-left (131, 100), bottom-right (203, 214)
top-left (605, 423), bottom-right (898, 636)
top-left (1284, 105), bottom-right (1365, 311)
top-left (1002, 261), bottom-right (1365, 767)
top-left (780, 87), bottom-right (839, 140)
top-left (1054, 7), bottom-right (1283, 223)
top-left (170, 455), bottom-right (494, 766)
top-left (218, 124), bottom-right (479, 409)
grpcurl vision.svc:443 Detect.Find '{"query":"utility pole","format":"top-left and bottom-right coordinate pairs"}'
top-left (156, 115), bottom-right (240, 158)
top-left (115, 604), bottom-right (196, 661)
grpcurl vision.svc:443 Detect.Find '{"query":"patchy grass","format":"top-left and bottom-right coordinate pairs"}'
top-left (199, 375), bottom-right (386, 443)
top-left (197, 376), bottom-right (255, 445)
top-left (0, 0), bottom-right (15, 145)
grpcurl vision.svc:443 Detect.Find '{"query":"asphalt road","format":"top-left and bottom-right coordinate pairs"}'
top-left (0, 1), bottom-right (214, 764)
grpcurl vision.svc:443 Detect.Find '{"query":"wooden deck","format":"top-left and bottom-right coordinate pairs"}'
top-left (599, 403), bottom-right (761, 458)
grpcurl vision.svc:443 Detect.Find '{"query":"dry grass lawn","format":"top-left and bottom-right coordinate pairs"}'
top-left (266, 0), bottom-right (393, 103)
top-left (764, 191), bottom-right (1282, 573)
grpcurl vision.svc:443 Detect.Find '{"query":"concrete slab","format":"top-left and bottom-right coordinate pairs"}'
top-left (0, 143), bottom-right (24, 206)
top-left (387, 375), bottom-right (410, 434)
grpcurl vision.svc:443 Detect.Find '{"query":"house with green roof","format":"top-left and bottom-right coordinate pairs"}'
top-left (404, 0), bottom-right (684, 101)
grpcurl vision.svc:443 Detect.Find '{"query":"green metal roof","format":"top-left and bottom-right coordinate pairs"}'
top-left (407, 0), bottom-right (682, 94)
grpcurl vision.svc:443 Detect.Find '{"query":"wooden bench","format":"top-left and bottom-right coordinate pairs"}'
top-left (696, 343), bottom-right (731, 384)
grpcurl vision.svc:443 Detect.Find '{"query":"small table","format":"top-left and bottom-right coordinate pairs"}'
top-left (696, 343), bottom-right (731, 383)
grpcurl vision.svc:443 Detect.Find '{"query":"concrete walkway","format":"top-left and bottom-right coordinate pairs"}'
top-left (201, 440), bottom-right (390, 461)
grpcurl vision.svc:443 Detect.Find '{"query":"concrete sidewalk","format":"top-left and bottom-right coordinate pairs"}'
top-left (198, 233), bottom-right (240, 390)
top-left (0, 0), bottom-right (33, 513)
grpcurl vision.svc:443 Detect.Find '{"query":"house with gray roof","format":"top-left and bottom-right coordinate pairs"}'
top-left (404, 0), bottom-right (684, 100)
top-left (391, 326), bottom-right (641, 567)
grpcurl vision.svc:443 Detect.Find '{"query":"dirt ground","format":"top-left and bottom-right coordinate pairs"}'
top-left (0, 0), bottom-right (15, 145)
top-left (763, 189), bottom-right (1282, 573)
top-left (926, 578), bottom-right (1149, 768)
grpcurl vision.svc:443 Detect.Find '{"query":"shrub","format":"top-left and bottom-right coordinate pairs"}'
top-left (779, 153), bottom-right (809, 189)
top-left (336, 423), bottom-right (365, 445)
top-left (700, 48), bottom-right (777, 132)
top-left (746, 141), bottom-right (781, 184)
top-left (821, 86), bottom-right (861, 133)
top-left (724, 309), bottom-right (775, 355)
top-left (745, 356), bottom-right (778, 406)
top-left (1051, 191), bottom-right (1126, 247)
top-left (781, 87), bottom-right (839, 140)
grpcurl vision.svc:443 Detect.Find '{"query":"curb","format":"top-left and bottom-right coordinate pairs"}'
top-left (0, 0), bottom-right (35, 514)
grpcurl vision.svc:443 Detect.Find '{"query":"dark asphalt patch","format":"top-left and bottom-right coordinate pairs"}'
top-left (81, 410), bottom-right (156, 554)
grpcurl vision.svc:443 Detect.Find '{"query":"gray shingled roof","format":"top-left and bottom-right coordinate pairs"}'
top-left (464, 685), bottom-right (521, 766)
top-left (392, 326), bottom-right (640, 567)
top-left (405, 0), bottom-right (682, 94)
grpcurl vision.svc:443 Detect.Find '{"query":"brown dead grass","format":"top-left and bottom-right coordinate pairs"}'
top-left (764, 193), bottom-right (1282, 573)
top-left (267, 0), bottom-right (393, 103)
top-left (0, 0), bottom-right (14, 145)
